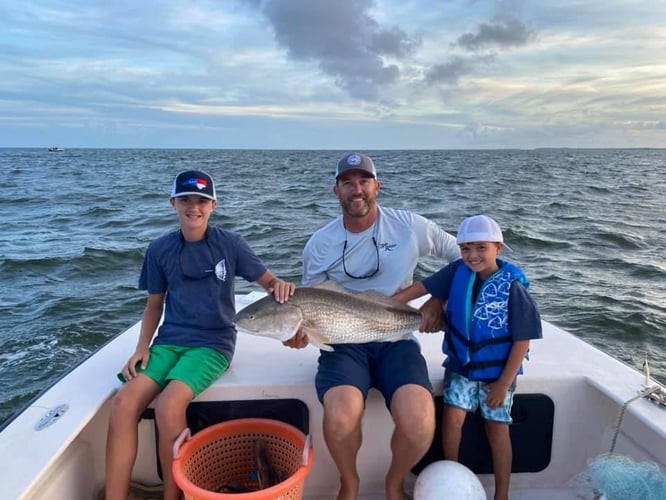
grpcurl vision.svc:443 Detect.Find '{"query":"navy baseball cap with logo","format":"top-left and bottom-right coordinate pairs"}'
top-left (170, 170), bottom-right (217, 201)
top-left (335, 152), bottom-right (377, 180)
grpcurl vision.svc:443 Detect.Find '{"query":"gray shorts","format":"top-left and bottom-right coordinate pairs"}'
top-left (443, 370), bottom-right (516, 423)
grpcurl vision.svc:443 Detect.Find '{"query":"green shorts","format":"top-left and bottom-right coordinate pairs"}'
top-left (117, 344), bottom-right (229, 397)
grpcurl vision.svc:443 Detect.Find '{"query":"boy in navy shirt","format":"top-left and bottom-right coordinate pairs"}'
top-left (105, 170), bottom-right (294, 500)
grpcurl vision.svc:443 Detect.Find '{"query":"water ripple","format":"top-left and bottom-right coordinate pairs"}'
top-left (1, 147), bottom-right (665, 426)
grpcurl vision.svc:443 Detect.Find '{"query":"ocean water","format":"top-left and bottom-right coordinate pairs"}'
top-left (1, 148), bottom-right (665, 427)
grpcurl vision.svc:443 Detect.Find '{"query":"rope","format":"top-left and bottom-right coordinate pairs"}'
top-left (609, 386), bottom-right (664, 455)
top-left (588, 387), bottom-right (666, 499)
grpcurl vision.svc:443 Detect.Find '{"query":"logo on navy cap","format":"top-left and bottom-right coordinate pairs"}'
top-left (183, 177), bottom-right (208, 191)
top-left (347, 153), bottom-right (362, 166)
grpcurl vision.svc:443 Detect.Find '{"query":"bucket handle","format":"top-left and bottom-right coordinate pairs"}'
top-left (172, 427), bottom-right (191, 459)
top-left (301, 433), bottom-right (312, 466)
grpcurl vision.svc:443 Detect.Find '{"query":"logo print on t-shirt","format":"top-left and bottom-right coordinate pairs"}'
top-left (379, 242), bottom-right (397, 252)
top-left (215, 259), bottom-right (227, 281)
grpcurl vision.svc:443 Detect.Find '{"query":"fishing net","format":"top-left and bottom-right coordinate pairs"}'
top-left (570, 453), bottom-right (666, 500)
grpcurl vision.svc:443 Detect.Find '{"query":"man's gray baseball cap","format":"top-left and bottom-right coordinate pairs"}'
top-left (335, 153), bottom-right (377, 180)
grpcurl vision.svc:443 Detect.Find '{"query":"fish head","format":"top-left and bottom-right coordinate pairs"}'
top-left (232, 296), bottom-right (303, 342)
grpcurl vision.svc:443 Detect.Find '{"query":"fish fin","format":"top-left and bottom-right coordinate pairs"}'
top-left (312, 280), bottom-right (350, 294)
top-left (358, 291), bottom-right (421, 313)
top-left (311, 281), bottom-right (418, 314)
top-left (301, 325), bottom-right (334, 352)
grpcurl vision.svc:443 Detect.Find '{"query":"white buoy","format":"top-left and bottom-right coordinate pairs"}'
top-left (414, 460), bottom-right (486, 500)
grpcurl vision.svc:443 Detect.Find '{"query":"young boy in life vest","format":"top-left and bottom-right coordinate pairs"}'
top-left (393, 214), bottom-right (542, 500)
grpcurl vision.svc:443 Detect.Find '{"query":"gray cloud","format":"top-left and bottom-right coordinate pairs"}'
top-left (426, 56), bottom-right (473, 85)
top-left (256, 0), bottom-right (420, 100)
top-left (422, 13), bottom-right (533, 88)
top-left (424, 54), bottom-right (495, 87)
top-left (457, 16), bottom-right (534, 51)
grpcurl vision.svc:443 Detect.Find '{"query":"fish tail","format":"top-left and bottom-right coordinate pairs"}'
top-left (253, 438), bottom-right (279, 489)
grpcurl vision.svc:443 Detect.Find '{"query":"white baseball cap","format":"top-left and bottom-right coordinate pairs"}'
top-left (456, 215), bottom-right (512, 251)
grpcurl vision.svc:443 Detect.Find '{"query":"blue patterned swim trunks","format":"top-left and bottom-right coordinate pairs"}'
top-left (442, 370), bottom-right (516, 423)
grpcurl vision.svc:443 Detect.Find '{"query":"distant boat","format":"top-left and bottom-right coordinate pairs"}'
top-left (48, 147), bottom-right (64, 152)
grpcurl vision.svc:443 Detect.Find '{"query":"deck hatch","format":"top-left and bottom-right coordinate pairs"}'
top-left (413, 393), bottom-right (554, 475)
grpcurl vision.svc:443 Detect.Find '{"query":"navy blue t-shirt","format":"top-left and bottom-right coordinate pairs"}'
top-left (138, 225), bottom-right (266, 362)
top-left (422, 259), bottom-right (542, 372)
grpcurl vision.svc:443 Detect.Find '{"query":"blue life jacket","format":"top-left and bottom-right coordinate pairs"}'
top-left (444, 259), bottom-right (529, 381)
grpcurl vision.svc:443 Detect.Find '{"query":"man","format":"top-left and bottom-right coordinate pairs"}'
top-left (285, 153), bottom-right (460, 500)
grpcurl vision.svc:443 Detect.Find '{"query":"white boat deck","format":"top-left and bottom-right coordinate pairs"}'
top-left (0, 292), bottom-right (664, 499)
top-left (187, 292), bottom-right (666, 499)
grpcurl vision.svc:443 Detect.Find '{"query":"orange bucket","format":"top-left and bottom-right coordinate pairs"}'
top-left (172, 418), bottom-right (313, 500)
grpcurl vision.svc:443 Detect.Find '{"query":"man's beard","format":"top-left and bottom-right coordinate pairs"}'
top-left (341, 197), bottom-right (372, 218)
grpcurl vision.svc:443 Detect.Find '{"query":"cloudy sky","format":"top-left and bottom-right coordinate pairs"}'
top-left (2, 0), bottom-right (665, 149)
